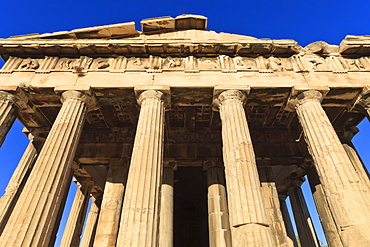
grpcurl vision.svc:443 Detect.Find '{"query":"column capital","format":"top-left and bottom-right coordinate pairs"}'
top-left (0, 91), bottom-right (16, 103)
top-left (60, 90), bottom-right (97, 111)
top-left (163, 159), bottom-right (177, 170)
top-left (0, 89), bottom-right (28, 110)
top-left (134, 86), bottom-right (170, 107)
top-left (203, 159), bottom-right (224, 170)
top-left (287, 90), bottom-right (323, 111)
top-left (137, 90), bottom-right (167, 105)
top-left (357, 93), bottom-right (370, 111)
top-left (213, 89), bottom-right (247, 109)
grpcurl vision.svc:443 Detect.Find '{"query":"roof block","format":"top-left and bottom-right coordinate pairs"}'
top-left (175, 14), bottom-right (207, 31)
top-left (141, 16), bottom-right (175, 34)
top-left (71, 22), bottom-right (138, 39)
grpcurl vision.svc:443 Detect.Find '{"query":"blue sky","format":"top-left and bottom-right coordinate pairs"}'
top-left (1, 0), bottom-right (370, 245)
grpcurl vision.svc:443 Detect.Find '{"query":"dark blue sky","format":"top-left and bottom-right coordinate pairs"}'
top-left (1, 0), bottom-right (370, 245)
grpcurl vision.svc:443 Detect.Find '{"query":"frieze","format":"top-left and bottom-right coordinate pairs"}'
top-left (3, 54), bottom-right (370, 74)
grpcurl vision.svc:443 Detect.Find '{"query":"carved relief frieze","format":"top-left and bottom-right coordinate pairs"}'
top-left (304, 55), bottom-right (330, 72)
top-left (163, 57), bottom-right (184, 71)
top-left (345, 58), bottom-right (366, 71)
top-left (197, 57), bottom-right (220, 71)
top-left (3, 54), bottom-right (370, 74)
top-left (89, 57), bottom-right (115, 71)
top-left (233, 56), bottom-right (258, 71)
top-left (18, 58), bottom-right (41, 70)
top-left (126, 57), bottom-right (146, 71)
top-left (55, 57), bottom-right (79, 71)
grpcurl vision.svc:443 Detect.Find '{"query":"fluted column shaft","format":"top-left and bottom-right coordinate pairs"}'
top-left (94, 160), bottom-right (129, 247)
top-left (159, 163), bottom-right (175, 247)
top-left (0, 134), bottom-right (42, 234)
top-left (342, 143), bottom-right (370, 191)
top-left (117, 90), bottom-right (166, 247)
top-left (0, 91), bottom-right (18, 146)
top-left (80, 198), bottom-right (100, 247)
top-left (279, 195), bottom-right (298, 247)
top-left (287, 185), bottom-right (319, 247)
top-left (292, 90), bottom-right (370, 246)
top-left (214, 90), bottom-right (274, 247)
top-left (60, 182), bottom-right (91, 247)
top-left (206, 163), bottom-right (232, 247)
top-left (259, 167), bottom-right (294, 247)
top-left (0, 90), bottom-right (89, 246)
top-left (306, 167), bottom-right (344, 247)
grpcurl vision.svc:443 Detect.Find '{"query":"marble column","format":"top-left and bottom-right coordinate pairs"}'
top-left (287, 184), bottom-right (319, 247)
top-left (205, 160), bottom-right (232, 247)
top-left (0, 91), bottom-right (19, 146)
top-left (60, 181), bottom-right (91, 247)
top-left (259, 167), bottom-right (294, 247)
top-left (289, 90), bottom-right (370, 246)
top-left (306, 167), bottom-right (344, 247)
top-left (116, 90), bottom-right (167, 247)
top-left (0, 131), bottom-right (43, 234)
top-left (80, 196), bottom-right (100, 247)
top-left (0, 90), bottom-right (90, 246)
top-left (159, 160), bottom-right (176, 247)
top-left (93, 159), bottom-right (129, 247)
top-left (214, 90), bottom-right (274, 247)
top-left (342, 142), bottom-right (370, 191)
top-left (279, 195), bottom-right (298, 247)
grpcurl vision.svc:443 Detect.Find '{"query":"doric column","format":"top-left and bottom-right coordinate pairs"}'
top-left (60, 181), bottom-right (92, 247)
top-left (159, 160), bottom-right (176, 247)
top-left (0, 90), bottom-right (90, 246)
top-left (306, 166), bottom-right (344, 247)
top-left (289, 90), bottom-right (370, 246)
top-left (0, 91), bottom-right (19, 146)
top-left (0, 130), bottom-right (44, 234)
top-left (287, 183), bottom-right (319, 247)
top-left (116, 89), bottom-right (167, 247)
top-left (259, 167), bottom-right (295, 247)
top-left (213, 89), bottom-right (274, 247)
top-left (279, 195), bottom-right (298, 247)
top-left (341, 141), bottom-right (370, 191)
top-left (93, 159), bottom-right (129, 247)
top-left (80, 196), bottom-right (100, 247)
top-left (205, 160), bottom-right (232, 247)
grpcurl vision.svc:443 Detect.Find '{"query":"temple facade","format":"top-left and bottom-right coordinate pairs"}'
top-left (0, 14), bottom-right (369, 247)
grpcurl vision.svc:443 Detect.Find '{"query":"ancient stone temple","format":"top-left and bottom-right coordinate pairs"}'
top-left (0, 14), bottom-right (370, 247)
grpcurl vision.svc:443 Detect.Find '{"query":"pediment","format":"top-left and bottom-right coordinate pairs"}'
top-left (1, 14), bottom-right (370, 59)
